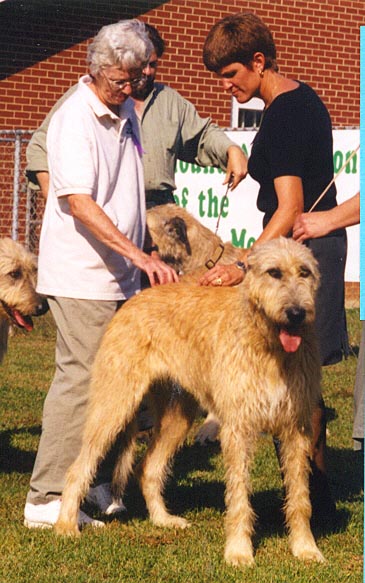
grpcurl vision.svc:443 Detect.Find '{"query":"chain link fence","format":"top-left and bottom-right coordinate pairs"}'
top-left (0, 130), bottom-right (43, 252)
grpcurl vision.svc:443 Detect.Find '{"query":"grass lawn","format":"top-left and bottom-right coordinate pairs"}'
top-left (0, 310), bottom-right (363, 583)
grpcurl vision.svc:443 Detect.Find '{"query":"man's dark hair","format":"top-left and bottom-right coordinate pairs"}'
top-left (144, 23), bottom-right (166, 58)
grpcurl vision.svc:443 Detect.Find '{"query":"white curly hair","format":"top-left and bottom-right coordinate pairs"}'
top-left (87, 19), bottom-right (153, 75)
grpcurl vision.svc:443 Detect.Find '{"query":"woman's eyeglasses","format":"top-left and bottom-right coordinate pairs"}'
top-left (101, 71), bottom-right (147, 91)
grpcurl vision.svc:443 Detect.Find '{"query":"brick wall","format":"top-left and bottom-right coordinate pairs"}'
top-left (0, 0), bottom-right (361, 130)
top-left (0, 0), bottom-right (362, 252)
top-left (148, 0), bottom-right (361, 128)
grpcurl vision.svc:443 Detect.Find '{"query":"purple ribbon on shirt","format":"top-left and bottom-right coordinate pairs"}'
top-left (131, 127), bottom-right (144, 157)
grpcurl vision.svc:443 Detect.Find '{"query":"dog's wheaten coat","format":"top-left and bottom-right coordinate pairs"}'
top-left (146, 202), bottom-right (241, 276)
top-left (147, 203), bottom-right (242, 444)
top-left (56, 237), bottom-right (324, 566)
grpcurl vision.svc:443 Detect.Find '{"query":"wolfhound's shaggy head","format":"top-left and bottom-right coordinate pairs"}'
top-left (0, 238), bottom-right (45, 331)
top-left (245, 237), bottom-right (320, 353)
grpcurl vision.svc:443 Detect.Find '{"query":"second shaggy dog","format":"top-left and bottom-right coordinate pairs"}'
top-left (146, 202), bottom-right (242, 277)
top-left (56, 237), bottom-right (324, 567)
top-left (0, 237), bottom-right (47, 363)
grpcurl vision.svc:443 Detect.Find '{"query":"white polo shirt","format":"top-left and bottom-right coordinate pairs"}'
top-left (37, 76), bottom-right (146, 300)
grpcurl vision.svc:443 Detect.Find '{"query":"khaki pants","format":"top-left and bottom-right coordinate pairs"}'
top-left (27, 296), bottom-right (124, 505)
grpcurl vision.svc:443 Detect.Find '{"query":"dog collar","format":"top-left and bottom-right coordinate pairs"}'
top-left (205, 243), bottom-right (225, 270)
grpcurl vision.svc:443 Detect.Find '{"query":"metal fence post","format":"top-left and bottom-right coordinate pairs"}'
top-left (0, 129), bottom-right (33, 245)
top-left (12, 130), bottom-right (22, 241)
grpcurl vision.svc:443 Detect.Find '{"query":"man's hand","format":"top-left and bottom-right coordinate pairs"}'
top-left (224, 145), bottom-right (248, 190)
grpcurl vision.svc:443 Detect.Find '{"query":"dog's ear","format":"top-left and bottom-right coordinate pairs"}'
top-left (164, 217), bottom-right (192, 256)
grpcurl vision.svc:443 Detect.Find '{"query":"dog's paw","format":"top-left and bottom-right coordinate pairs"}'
top-left (194, 414), bottom-right (220, 445)
top-left (153, 515), bottom-right (191, 529)
top-left (224, 540), bottom-right (255, 567)
top-left (224, 549), bottom-right (255, 567)
top-left (291, 541), bottom-right (326, 563)
top-left (54, 520), bottom-right (81, 537)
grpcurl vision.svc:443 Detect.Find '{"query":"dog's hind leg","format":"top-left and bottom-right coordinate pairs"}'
top-left (56, 374), bottom-right (148, 536)
top-left (220, 423), bottom-right (256, 567)
top-left (110, 419), bottom-right (138, 503)
top-left (279, 429), bottom-right (325, 562)
top-left (138, 383), bottom-right (198, 529)
top-left (55, 409), bottom-right (132, 536)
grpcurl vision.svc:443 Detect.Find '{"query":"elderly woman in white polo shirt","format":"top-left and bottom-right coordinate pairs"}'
top-left (24, 19), bottom-right (178, 530)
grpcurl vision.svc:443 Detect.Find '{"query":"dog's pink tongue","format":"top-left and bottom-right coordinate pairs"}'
top-left (279, 329), bottom-right (301, 353)
top-left (13, 310), bottom-right (33, 331)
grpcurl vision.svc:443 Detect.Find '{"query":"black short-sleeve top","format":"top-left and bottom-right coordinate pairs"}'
top-left (248, 82), bottom-right (337, 224)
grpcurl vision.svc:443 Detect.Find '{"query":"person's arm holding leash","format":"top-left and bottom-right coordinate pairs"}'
top-left (171, 90), bottom-right (248, 189)
top-left (224, 145), bottom-right (248, 189)
top-left (293, 192), bottom-right (360, 242)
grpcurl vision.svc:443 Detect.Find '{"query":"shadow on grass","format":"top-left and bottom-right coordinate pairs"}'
top-left (0, 426), bottom-right (39, 473)
top-left (116, 441), bottom-right (225, 522)
top-left (327, 445), bottom-right (364, 503)
top-left (120, 473), bottom-right (295, 546)
top-left (113, 440), bottom-right (358, 539)
top-left (1, 424), bottom-right (361, 540)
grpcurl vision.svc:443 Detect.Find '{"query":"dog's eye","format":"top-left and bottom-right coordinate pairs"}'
top-left (9, 269), bottom-right (22, 280)
top-left (267, 268), bottom-right (282, 279)
top-left (299, 267), bottom-right (312, 278)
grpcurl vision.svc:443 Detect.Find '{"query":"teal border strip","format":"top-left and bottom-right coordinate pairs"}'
top-left (361, 27), bottom-right (365, 319)
top-left (360, 28), bottom-right (365, 583)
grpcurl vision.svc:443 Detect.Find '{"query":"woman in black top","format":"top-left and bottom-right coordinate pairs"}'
top-left (201, 12), bottom-right (347, 522)
top-left (249, 80), bottom-right (348, 368)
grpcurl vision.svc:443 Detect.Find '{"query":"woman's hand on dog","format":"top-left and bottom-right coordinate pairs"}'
top-left (200, 247), bottom-right (250, 287)
top-left (140, 252), bottom-right (180, 286)
top-left (199, 263), bottom-right (245, 287)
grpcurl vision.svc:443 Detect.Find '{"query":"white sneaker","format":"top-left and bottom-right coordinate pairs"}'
top-left (24, 499), bottom-right (105, 529)
top-left (85, 483), bottom-right (126, 516)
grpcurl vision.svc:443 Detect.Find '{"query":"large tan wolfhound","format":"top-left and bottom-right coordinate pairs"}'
top-left (56, 237), bottom-right (324, 566)
top-left (0, 237), bottom-right (46, 362)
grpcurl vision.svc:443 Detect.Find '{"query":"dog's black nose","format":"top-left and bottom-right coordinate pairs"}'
top-left (35, 297), bottom-right (50, 317)
top-left (285, 306), bottom-right (306, 326)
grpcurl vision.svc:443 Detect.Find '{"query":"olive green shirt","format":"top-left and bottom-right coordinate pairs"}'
top-left (26, 81), bottom-right (235, 191)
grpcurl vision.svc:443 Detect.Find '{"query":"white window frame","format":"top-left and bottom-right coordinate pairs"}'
top-left (230, 96), bottom-right (264, 129)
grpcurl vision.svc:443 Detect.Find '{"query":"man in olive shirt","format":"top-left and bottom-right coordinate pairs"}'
top-left (26, 23), bottom-right (247, 204)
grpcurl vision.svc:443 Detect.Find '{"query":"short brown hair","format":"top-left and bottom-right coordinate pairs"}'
top-left (203, 12), bottom-right (277, 73)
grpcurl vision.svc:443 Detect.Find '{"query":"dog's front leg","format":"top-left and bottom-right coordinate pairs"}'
top-left (279, 429), bottom-right (325, 562)
top-left (220, 424), bottom-right (256, 567)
